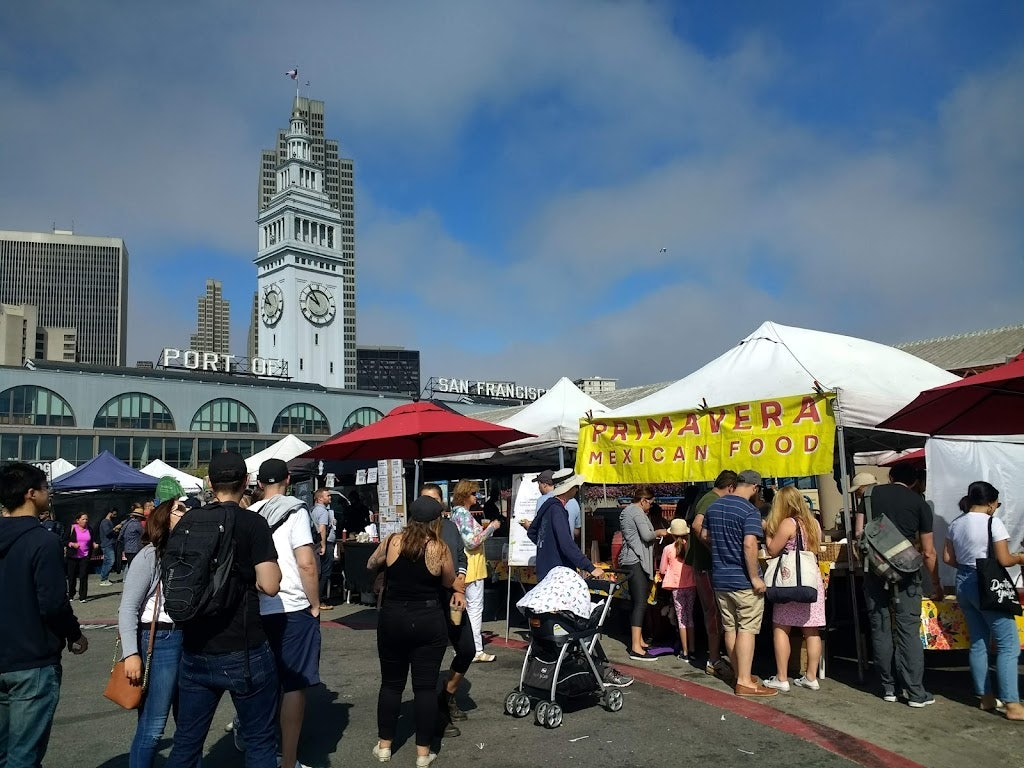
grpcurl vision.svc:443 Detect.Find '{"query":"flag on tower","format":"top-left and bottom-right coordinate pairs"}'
top-left (285, 68), bottom-right (298, 80)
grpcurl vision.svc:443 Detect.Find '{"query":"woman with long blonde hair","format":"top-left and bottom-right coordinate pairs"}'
top-left (761, 486), bottom-right (825, 693)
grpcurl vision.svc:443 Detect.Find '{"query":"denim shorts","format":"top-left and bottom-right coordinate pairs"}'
top-left (262, 608), bottom-right (321, 692)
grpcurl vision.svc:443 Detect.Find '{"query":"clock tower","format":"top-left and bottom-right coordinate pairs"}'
top-left (255, 101), bottom-right (354, 387)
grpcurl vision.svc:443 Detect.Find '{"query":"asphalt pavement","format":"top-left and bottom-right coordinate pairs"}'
top-left (44, 580), bottom-right (1024, 768)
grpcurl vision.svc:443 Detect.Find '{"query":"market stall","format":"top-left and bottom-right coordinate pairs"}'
top-left (578, 321), bottom-right (960, 674)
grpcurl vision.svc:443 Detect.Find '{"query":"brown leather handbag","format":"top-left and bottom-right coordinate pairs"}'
top-left (103, 583), bottom-right (160, 709)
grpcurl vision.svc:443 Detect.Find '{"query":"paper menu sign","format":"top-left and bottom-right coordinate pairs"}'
top-left (355, 469), bottom-right (367, 485)
top-left (509, 473), bottom-right (541, 566)
top-left (367, 468), bottom-right (378, 484)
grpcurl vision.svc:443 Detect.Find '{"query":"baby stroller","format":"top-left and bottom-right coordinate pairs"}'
top-left (504, 567), bottom-right (625, 728)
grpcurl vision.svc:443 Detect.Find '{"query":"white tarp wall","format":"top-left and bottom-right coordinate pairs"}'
top-left (927, 438), bottom-right (1024, 586)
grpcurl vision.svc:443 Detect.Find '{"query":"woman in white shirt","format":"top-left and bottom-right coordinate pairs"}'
top-left (943, 481), bottom-right (1024, 721)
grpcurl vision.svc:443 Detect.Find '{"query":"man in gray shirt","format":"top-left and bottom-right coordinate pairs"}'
top-left (311, 488), bottom-right (335, 609)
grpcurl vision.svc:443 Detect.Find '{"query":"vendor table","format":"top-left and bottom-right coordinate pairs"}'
top-left (920, 596), bottom-right (1024, 650)
top-left (342, 540), bottom-right (378, 601)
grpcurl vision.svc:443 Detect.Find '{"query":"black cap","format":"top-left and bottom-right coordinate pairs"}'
top-left (534, 469), bottom-right (555, 485)
top-left (208, 451), bottom-right (248, 483)
top-left (258, 458), bottom-right (289, 485)
top-left (409, 496), bottom-right (443, 523)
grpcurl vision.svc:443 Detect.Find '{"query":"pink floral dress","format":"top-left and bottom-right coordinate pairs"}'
top-left (771, 520), bottom-right (826, 628)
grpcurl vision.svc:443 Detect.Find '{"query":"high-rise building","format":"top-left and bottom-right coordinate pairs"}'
top-left (356, 346), bottom-right (421, 395)
top-left (255, 98), bottom-right (355, 387)
top-left (574, 376), bottom-right (618, 397)
top-left (189, 279), bottom-right (230, 355)
top-left (0, 229), bottom-right (128, 365)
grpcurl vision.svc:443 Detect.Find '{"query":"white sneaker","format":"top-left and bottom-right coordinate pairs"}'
top-left (793, 676), bottom-right (820, 691)
top-left (762, 676), bottom-right (790, 692)
top-left (415, 754), bottom-right (436, 768)
top-left (98, 580), bottom-right (113, 587)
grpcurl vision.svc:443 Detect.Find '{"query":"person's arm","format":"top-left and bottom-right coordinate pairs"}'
top-left (117, 549), bottom-right (154, 660)
top-left (367, 535), bottom-right (392, 571)
top-left (634, 511), bottom-right (664, 544)
top-left (452, 506), bottom-right (491, 549)
top-left (250, 514), bottom-right (282, 596)
top-left (919, 532), bottom-right (942, 600)
top-left (36, 535), bottom-right (84, 648)
top-left (692, 513), bottom-right (709, 545)
top-left (765, 518), bottom-right (796, 558)
top-left (255, 561), bottom-right (282, 596)
top-left (993, 538), bottom-right (1024, 568)
top-left (744, 534), bottom-right (765, 594)
top-left (294, 544), bottom-right (321, 617)
top-left (659, 546), bottom-right (670, 576)
top-left (942, 537), bottom-right (957, 567)
top-left (550, 501), bottom-right (596, 574)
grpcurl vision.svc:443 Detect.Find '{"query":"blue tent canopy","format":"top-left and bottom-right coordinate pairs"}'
top-left (51, 451), bottom-right (159, 493)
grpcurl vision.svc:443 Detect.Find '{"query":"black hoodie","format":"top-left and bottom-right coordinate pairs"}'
top-left (0, 516), bottom-right (82, 672)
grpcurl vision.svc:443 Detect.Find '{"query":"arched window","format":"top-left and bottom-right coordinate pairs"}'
top-left (0, 386), bottom-right (75, 426)
top-left (273, 403), bottom-right (331, 435)
top-left (342, 406), bottom-right (384, 430)
top-left (94, 392), bottom-right (175, 431)
top-left (190, 399), bottom-right (258, 433)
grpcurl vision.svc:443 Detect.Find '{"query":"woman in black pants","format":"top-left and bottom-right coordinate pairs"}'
top-left (66, 513), bottom-right (96, 602)
top-left (618, 488), bottom-right (668, 661)
top-left (368, 496), bottom-right (456, 768)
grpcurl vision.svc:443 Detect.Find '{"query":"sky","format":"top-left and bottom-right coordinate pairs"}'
top-left (1, 1), bottom-right (1022, 389)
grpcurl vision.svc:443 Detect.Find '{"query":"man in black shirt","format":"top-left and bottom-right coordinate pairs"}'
top-left (855, 463), bottom-right (943, 708)
top-left (165, 452), bottom-right (282, 768)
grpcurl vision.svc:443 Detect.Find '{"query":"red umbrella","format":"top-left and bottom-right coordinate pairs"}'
top-left (303, 400), bottom-right (533, 464)
top-left (880, 448), bottom-right (925, 466)
top-left (878, 352), bottom-right (1024, 436)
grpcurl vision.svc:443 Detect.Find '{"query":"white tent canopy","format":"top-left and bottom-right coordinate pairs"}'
top-left (50, 458), bottom-right (76, 480)
top-left (431, 377), bottom-right (607, 466)
top-left (140, 459), bottom-right (204, 494)
top-left (245, 434), bottom-right (312, 473)
top-left (609, 321), bottom-right (959, 435)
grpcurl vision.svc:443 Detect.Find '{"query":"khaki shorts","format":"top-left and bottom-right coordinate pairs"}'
top-left (715, 589), bottom-right (764, 634)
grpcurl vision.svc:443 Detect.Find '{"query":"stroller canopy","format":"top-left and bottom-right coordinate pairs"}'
top-left (517, 567), bottom-right (597, 620)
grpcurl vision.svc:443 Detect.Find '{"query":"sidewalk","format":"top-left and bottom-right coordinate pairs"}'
top-left (69, 580), bottom-right (1023, 768)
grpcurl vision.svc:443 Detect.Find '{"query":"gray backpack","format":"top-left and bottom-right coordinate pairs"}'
top-left (858, 487), bottom-right (923, 583)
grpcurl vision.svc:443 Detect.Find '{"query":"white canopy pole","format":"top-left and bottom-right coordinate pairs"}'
top-left (834, 389), bottom-right (866, 682)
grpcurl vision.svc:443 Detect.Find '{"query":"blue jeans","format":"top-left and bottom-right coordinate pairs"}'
top-left (956, 567), bottom-right (1021, 703)
top-left (100, 546), bottom-right (116, 581)
top-left (165, 642), bottom-right (279, 768)
top-left (130, 629), bottom-right (184, 768)
top-left (0, 664), bottom-right (62, 768)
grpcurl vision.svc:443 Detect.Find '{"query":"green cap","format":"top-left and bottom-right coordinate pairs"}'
top-left (155, 476), bottom-right (185, 504)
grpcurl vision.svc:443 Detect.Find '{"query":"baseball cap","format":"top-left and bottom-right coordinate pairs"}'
top-left (409, 495), bottom-right (443, 523)
top-left (736, 469), bottom-right (762, 487)
top-left (534, 469), bottom-right (555, 485)
top-left (258, 458), bottom-right (289, 485)
top-left (208, 451), bottom-right (248, 483)
top-left (155, 476), bottom-right (186, 504)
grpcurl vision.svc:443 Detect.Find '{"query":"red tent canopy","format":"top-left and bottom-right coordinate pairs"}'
top-left (302, 401), bottom-right (533, 461)
top-left (878, 352), bottom-right (1024, 436)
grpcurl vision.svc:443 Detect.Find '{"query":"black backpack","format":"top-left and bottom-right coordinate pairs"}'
top-left (160, 502), bottom-right (238, 623)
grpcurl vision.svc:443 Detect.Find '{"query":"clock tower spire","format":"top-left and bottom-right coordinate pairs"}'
top-left (255, 97), bottom-right (354, 387)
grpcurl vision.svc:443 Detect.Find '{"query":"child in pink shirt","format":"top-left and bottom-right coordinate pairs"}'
top-left (659, 519), bottom-right (696, 660)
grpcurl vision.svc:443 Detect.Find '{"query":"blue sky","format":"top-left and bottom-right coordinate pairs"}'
top-left (1, 1), bottom-right (1022, 387)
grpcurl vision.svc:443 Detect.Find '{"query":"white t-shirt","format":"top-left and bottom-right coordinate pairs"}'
top-left (253, 500), bottom-right (315, 615)
top-left (948, 511), bottom-right (1010, 567)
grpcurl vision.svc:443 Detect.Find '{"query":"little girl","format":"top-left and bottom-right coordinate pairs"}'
top-left (659, 518), bottom-right (696, 659)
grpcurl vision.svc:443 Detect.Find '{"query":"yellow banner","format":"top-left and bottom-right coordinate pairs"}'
top-left (575, 393), bottom-right (836, 484)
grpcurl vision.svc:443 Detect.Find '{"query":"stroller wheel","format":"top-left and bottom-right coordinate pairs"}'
top-left (603, 689), bottom-right (624, 712)
top-left (534, 701), bottom-right (550, 726)
top-left (512, 693), bottom-right (532, 718)
top-left (504, 691), bottom-right (522, 716)
top-left (544, 703), bottom-right (563, 729)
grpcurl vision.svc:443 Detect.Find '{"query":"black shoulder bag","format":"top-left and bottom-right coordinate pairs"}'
top-left (976, 515), bottom-right (1022, 616)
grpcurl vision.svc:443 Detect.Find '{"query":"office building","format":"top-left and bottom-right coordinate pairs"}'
top-left (246, 290), bottom-right (259, 360)
top-left (255, 98), bottom-right (356, 387)
top-left (356, 346), bottom-right (421, 395)
top-left (189, 278), bottom-right (230, 355)
top-left (0, 229), bottom-right (128, 365)
top-left (574, 376), bottom-right (618, 397)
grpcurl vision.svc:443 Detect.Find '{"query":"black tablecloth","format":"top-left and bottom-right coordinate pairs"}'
top-left (342, 541), bottom-right (378, 596)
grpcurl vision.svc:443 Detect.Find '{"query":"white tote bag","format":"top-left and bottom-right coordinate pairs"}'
top-left (764, 525), bottom-right (819, 604)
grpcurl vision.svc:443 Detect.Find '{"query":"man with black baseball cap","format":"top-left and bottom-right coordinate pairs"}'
top-left (165, 452), bottom-right (282, 768)
top-left (247, 458), bottom-right (320, 768)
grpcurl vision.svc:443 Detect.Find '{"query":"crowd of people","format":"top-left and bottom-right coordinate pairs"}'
top-left (1, 455), bottom-right (1022, 767)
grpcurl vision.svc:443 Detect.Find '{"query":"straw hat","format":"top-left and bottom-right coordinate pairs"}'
top-left (850, 472), bottom-right (878, 492)
top-left (668, 518), bottom-right (690, 536)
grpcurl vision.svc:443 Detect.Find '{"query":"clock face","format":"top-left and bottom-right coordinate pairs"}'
top-left (262, 285), bottom-right (283, 326)
top-left (299, 283), bottom-right (337, 325)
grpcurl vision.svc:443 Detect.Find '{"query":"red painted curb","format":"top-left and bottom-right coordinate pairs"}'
top-left (487, 634), bottom-right (926, 768)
